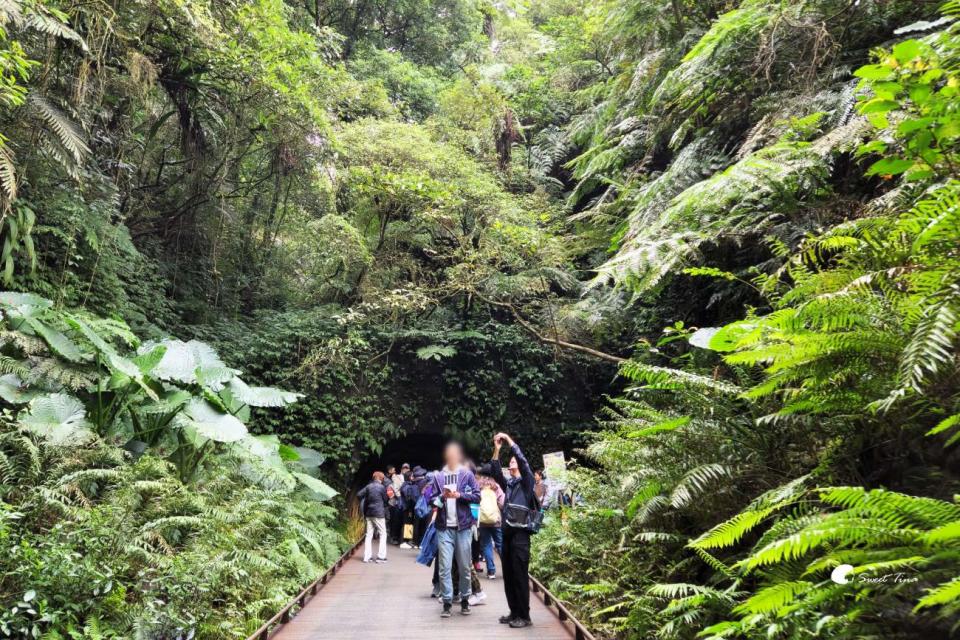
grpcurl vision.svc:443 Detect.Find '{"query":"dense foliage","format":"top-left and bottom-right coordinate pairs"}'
top-left (525, 2), bottom-right (960, 640)
top-left (1, 0), bottom-right (959, 637)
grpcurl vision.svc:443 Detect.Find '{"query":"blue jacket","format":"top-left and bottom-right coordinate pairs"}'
top-left (416, 521), bottom-right (438, 566)
top-left (429, 466), bottom-right (480, 531)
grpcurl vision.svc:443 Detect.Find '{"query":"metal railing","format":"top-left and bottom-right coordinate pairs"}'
top-left (530, 573), bottom-right (597, 640)
top-left (244, 537), bottom-right (363, 640)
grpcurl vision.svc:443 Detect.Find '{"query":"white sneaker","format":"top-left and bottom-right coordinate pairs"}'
top-left (467, 592), bottom-right (487, 606)
top-left (487, 573), bottom-right (497, 580)
top-left (400, 542), bottom-right (413, 549)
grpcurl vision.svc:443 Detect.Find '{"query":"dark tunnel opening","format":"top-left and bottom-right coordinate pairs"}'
top-left (350, 432), bottom-right (501, 491)
top-left (352, 433), bottom-right (447, 490)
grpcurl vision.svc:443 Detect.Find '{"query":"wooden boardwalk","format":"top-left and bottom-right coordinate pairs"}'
top-left (271, 546), bottom-right (575, 640)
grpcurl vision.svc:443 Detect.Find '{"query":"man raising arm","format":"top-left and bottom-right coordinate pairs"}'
top-left (490, 432), bottom-right (536, 628)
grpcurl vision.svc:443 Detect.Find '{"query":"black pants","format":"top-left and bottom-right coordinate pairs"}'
top-left (387, 504), bottom-right (399, 542)
top-left (502, 527), bottom-right (531, 620)
top-left (414, 514), bottom-right (428, 545)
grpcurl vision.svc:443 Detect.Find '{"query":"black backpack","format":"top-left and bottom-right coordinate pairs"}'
top-left (503, 483), bottom-right (544, 534)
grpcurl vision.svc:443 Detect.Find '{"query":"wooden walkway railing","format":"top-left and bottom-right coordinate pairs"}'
top-left (244, 538), bottom-right (363, 640)
top-left (245, 541), bottom-right (596, 640)
top-left (530, 574), bottom-right (596, 640)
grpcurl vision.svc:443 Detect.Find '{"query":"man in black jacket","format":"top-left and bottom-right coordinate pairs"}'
top-left (357, 471), bottom-right (390, 563)
top-left (409, 465), bottom-right (430, 547)
top-left (489, 432), bottom-right (536, 628)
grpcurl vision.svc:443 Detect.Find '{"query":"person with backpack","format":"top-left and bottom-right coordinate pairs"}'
top-left (399, 471), bottom-right (421, 549)
top-left (477, 471), bottom-right (504, 578)
top-left (411, 465), bottom-right (430, 547)
top-left (357, 471), bottom-right (390, 563)
top-left (489, 432), bottom-right (539, 628)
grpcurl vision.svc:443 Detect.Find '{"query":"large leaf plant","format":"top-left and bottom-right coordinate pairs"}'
top-left (0, 291), bottom-right (335, 495)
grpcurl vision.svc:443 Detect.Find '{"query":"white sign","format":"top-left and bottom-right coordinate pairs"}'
top-left (543, 451), bottom-right (566, 474)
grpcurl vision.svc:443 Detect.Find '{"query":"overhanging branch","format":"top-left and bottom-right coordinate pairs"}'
top-left (474, 293), bottom-right (625, 364)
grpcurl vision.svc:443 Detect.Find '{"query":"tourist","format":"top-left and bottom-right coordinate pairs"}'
top-left (430, 441), bottom-right (480, 618)
top-left (411, 465), bottom-right (430, 546)
top-left (387, 465), bottom-right (404, 544)
top-left (464, 459), bottom-right (488, 607)
top-left (477, 470), bottom-right (504, 578)
top-left (534, 469), bottom-right (546, 505)
top-left (489, 433), bottom-right (536, 628)
top-left (357, 471), bottom-right (390, 564)
top-left (400, 466), bottom-right (420, 549)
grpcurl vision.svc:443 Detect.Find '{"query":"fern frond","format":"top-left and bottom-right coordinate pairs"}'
top-left (916, 577), bottom-right (960, 610)
top-left (25, 11), bottom-right (87, 50)
top-left (28, 93), bottom-right (90, 163)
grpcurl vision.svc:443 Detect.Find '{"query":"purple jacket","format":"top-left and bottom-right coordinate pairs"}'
top-left (430, 466), bottom-right (480, 531)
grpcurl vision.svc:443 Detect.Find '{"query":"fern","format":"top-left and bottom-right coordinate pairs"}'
top-left (25, 10), bottom-right (87, 51)
top-left (669, 463), bottom-right (733, 509)
top-left (0, 143), bottom-right (16, 206)
top-left (732, 580), bottom-right (813, 615)
top-left (916, 577), bottom-right (960, 610)
top-left (29, 93), bottom-right (90, 164)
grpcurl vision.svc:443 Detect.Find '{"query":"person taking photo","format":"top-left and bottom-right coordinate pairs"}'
top-left (489, 432), bottom-right (537, 628)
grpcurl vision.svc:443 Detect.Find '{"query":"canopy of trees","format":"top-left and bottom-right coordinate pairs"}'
top-left (0, 0), bottom-right (958, 638)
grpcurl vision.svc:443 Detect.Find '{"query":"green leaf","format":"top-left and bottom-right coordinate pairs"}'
top-left (927, 414), bottom-right (960, 444)
top-left (144, 339), bottom-right (238, 388)
top-left (226, 377), bottom-right (301, 407)
top-left (627, 416), bottom-right (691, 438)
top-left (892, 40), bottom-right (921, 64)
top-left (416, 344), bottom-right (457, 360)
top-left (858, 99), bottom-right (899, 115)
top-left (139, 389), bottom-right (192, 415)
top-left (19, 393), bottom-right (93, 445)
top-left (181, 399), bottom-right (248, 443)
top-left (689, 327), bottom-right (720, 349)
top-left (24, 317), bottom-right (83, 362)
top-left (0, 374), bottom-right (36, 404)
top-left (866, 158), bottom-right (915, 176)
top-left (67, 315), bottom-right (157, 400)
top-left (854, 64), bottom-right (894, 81)
top-left (234, 434), bottom-right (287, 471)
top-left (133, 345), bottom-right (167, 375)
top-left (0, 291), bottom-right (52, 310)
top-left (293, 472), bottom-right (338, 501)
top-left (708, 321), bottom-right (756, 352)
top-left (292, 446), bottom-right (326, 475)
top-left (278, 443), bottom-right (299, 461)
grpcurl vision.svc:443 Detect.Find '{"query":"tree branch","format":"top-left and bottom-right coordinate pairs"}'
top-left (474, 293), bottom-right (625, 364)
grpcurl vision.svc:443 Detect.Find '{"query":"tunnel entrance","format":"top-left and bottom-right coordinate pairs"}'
top-left (352, 433), bottom-right (447, 489)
